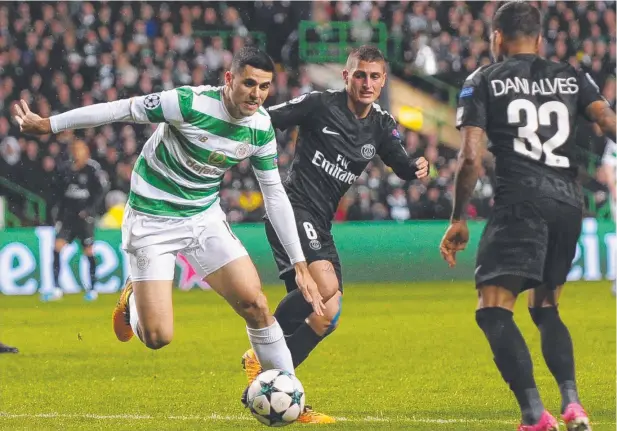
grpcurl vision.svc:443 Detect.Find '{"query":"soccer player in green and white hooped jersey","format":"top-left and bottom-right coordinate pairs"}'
top-left (13, 47), bottom-right (326, 383)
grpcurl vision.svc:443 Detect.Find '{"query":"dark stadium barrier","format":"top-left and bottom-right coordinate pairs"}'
top-left (0, 219), bottom-right (614, 295)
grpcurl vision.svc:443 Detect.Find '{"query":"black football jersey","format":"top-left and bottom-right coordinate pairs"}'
top-left (55, 159), bottom-right (108, 217)
top-left (456, 54), bottom-right (605, 208)
top-left (268, 90), bottom-right (418, 225)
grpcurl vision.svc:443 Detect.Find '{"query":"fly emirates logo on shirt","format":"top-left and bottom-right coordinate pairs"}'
top-left (311, 150), bottom-right (358, 184)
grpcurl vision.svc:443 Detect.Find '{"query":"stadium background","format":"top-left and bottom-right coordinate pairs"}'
top-left (0, 1), bottom-right (614, 292)
top-left (0, 2), bottom-right (614, 431)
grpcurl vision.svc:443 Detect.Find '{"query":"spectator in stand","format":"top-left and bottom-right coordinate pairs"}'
top-left (0, 1), bottom-right (613, 225)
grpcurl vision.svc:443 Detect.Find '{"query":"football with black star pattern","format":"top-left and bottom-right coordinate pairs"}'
top-left (247, 369), bottom-right (305, 427)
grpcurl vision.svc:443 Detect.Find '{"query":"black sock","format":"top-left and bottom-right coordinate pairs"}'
top-left (273, 289), bottom-right (314, 336)
top-left (286, 322), bottom-right (324, 368)
top-left (476, 307), bottom-right (544, 425)
top-left (87, 255), bottom-right (97, 291)
top-left (529, 306), bottom-right (579, 413)
top-left (53, 251), bottom-right (60, 287)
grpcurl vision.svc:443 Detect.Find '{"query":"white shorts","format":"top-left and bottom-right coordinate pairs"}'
top-left (121, 202), bottom-right (248, 281)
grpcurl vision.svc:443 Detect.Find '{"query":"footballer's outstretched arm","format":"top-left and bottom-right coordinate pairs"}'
top-left (12, 89), bottom-right (187, 135)
top-left (586, 101), bottom-right (616, 143)
top-left (450, 126), bottom-right (485, 221)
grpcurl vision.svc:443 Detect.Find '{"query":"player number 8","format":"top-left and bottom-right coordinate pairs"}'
top-left (507, 99), bottom-right (570, 168)
top-left (303, 222), bottom-right (318, 240)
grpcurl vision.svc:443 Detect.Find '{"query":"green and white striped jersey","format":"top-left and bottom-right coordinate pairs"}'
top-left (127, 85), bottom-right (278, 218)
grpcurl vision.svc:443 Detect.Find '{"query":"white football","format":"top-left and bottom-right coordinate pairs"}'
top-left (246, 369), bottom-right (305, 427)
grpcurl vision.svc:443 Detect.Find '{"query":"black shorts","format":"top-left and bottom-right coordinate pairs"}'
top-left (55, 215), bottom-right (95, 247)
top-left (265, 207), bottom-right (343, 292)
top-left (475, 198), bottom-right (582, 294)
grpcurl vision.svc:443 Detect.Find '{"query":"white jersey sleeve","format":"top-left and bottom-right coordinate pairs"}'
top-left (129, 90), bottom-right (184, 124)
top-left (250, 133), bottom-right (305, 265)
top-left (50, 89), bottom-right (184, 133)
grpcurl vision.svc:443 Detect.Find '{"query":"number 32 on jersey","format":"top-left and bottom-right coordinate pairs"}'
top-left (507, 100), bottom-right (570, 168)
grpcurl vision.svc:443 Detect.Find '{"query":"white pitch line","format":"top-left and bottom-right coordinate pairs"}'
top-left (0, 412), bottom-right (613, 426)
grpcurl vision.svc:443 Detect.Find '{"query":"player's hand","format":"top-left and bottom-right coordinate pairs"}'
top-left (12, 100), bottom-right (52, 135)
top-left (78, 211), bottom-right (88, 219)
top-left (439, 220), bottom-right (470, 268)
top-left (294, 262), bottom-right (326, 316)
top-left (414, 157), bottom-right (429, 179)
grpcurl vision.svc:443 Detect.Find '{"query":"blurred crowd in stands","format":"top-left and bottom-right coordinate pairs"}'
top-left (0, 1), bottom-right (614, 226)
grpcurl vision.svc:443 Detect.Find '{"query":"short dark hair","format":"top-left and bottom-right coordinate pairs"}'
top-left (493, 1), bottom-right (542, 41)
top-left (230, 46), bottom-right (275, 74)
top-left (346, 45), bottom-right (386, 69)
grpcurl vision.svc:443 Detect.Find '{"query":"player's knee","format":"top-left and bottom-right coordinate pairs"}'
top-left (142, 328), bottom-right (173, 350)
top-left (309, 295), bottom-right (342, 337)
top-left (529, 306), bottom-right (560, 327)
top-left (320, 281), bottom-right (339, 302)
top-left (238, 291), bottom-right (270, 328)
top-left (475, 307), bottom-right (514, 335)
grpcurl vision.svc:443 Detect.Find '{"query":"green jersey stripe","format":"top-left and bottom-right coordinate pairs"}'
top-left (250, 154), bottom-right (278, 171)
top-left (154, 141), bottom-right (222, 186)
top-left (134, 157), bottom-right (220, 200)
top-left (199, 89), bottom-right (222, 101)
top-left (186, 101), bottom-right (276, 147)
top-left (176, 87), bottom-right (194, 122)
top-left (169, 126), bottom-right (241, 169)
top-left (128, 191), bottom-right (214, 217)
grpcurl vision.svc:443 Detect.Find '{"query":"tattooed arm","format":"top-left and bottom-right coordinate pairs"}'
top-left (450, 66), bottom-right (489, 221)
top-left (440, 67), bottom-right (488, 267)
top-left (451, 127), bottom-right (485, 221)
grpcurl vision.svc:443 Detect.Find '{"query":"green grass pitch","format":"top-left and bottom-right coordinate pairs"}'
top-left (0, 281), bottom-right (614, 430)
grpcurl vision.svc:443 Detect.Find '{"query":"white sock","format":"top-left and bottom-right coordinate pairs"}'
top-left (247, 319), bottom-right (295, 375)
top-left (128, 293), bottom-right (142, 342)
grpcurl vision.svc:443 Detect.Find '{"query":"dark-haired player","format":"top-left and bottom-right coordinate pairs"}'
top-left (440, 2), bottom-right (615, 430)
top-left (241, 45), bottom-right (429, 424)
top-left (14, 47), bottom-right (323, 384)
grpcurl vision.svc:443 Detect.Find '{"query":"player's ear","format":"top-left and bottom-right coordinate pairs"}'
top-left (342, 69), bottom-right (349, 84)
top-left (381, 71), bottom-right (387, 88)
top-left (224, 71), bottom-right (233, 88)
top-left (536, 34), bottom-right (543, 50)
